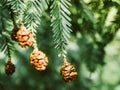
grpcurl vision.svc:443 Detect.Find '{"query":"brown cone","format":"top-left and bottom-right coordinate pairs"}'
top-left (5, 60), bottom-right (15, 75)
top-left (11, 26), bottom-right (19, 41)
top-left (60, 58), bottom-right (77, 82)
top-left (16, 23), bottom-right (33, 48)
top-left (30, 47), bottom-right (48, 71)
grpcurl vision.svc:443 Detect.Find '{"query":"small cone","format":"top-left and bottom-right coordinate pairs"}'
top-left (60, 58), bottom-right (77, 82)
top-left (5, 60), bottom-right (15, 75)
top-left (16, 23), bottom-right (33, 48)
top-left (11, 26), bottom-right (19, 41)
top-left (30, 46), bottom-right (48, 71)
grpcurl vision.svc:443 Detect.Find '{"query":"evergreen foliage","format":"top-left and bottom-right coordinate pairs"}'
top-left (24, 0), bottom-right (48, 36)
top-left (0, 0), bottom-right (120, 90)
top-left (50, 0), bottom-right (72, 56)
top-left (1, 0), bottom-right (72, 57)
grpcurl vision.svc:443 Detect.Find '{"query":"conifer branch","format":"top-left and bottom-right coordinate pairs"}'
top-left (6, 38), bottom-right (12, 58)
top-left (24, 0), bottom-right (48, 37)
top-left (7, 0), bottom-right (25, 11)
top-left (50, 0), bottom-right (72, 56)
top-left (0, 17), bottom-right (14, 56)
top-left (7, 0), bottom-right (26, 22)
top-left (9, 8), bottom-right (17, 28)
top-left (2, 36), bottom-right (15, 59)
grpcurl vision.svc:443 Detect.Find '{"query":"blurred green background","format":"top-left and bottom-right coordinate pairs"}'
top-left (0, 0), bottom-right (120, 90)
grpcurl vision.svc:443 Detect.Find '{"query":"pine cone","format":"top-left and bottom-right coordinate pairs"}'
top-left (30, 47), bottom-right (48, 71)
top-left (16, 23), bottom-right (33, 48)
top-left (11, 26), bottom-right (19, 41)
top-left (60, 58), bottom-right (77, 82)
top-left (5, 60), bottom-right (15, 75)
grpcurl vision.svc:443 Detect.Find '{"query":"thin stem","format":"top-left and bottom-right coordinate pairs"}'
top-left (63, 57), bottom-right (67, 63)
top-left (8, 57), bottom-right (11, 61)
